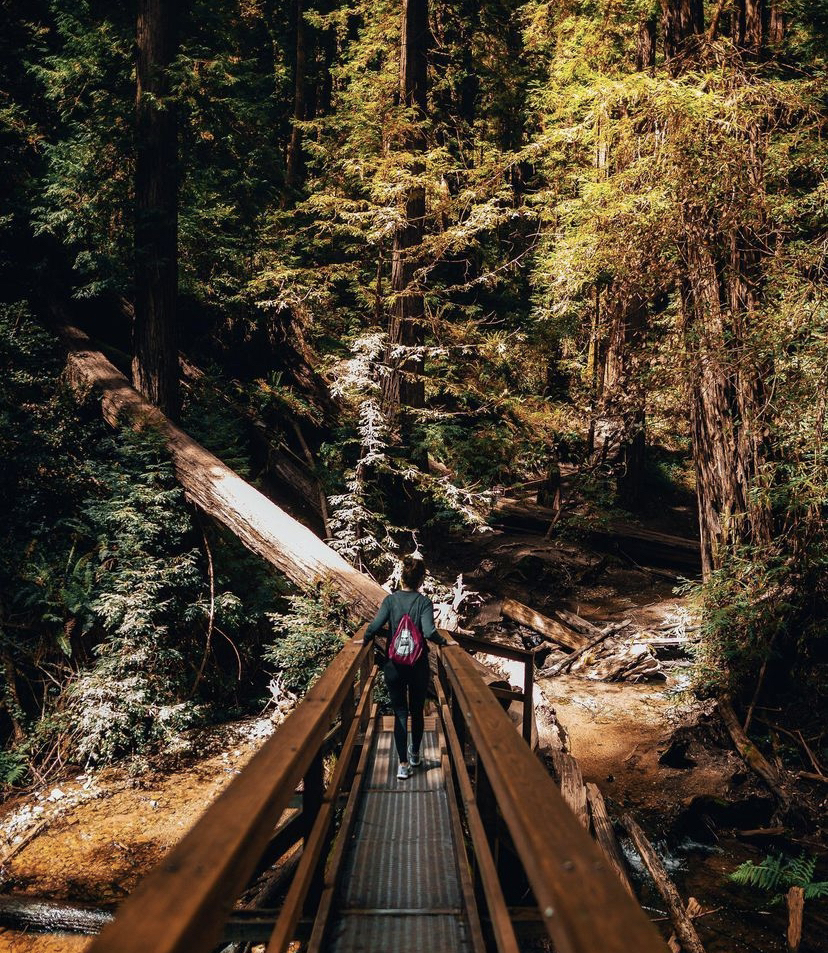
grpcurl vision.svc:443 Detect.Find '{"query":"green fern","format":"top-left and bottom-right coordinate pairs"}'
top-left (730, 853), bottom-right (828, 904)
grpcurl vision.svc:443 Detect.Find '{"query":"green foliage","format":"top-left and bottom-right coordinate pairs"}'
top-left (730, 853), bottom-right (828, 903)
top-left (62, 429), bottom-right (206, 765)
top-left (265, 584), bottom-right (350, 696)
top-left (0, 749), bottom-right (28, 787)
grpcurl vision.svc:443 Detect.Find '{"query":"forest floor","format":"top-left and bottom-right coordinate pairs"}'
top-left (0, 497), bottom-right (824, 953)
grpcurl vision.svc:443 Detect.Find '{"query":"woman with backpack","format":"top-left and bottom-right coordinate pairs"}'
top-left (362, 555), bottom-right (447, 779)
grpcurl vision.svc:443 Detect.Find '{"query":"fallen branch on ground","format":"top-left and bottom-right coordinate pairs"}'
top-left (621, 813), bottom-right (707, 953)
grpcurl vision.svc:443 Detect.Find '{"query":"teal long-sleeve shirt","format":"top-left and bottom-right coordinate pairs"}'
top-left (364, 590), bottom-right (446, 646)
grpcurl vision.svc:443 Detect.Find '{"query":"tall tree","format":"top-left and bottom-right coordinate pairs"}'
top-left (382, 0), bottom-right (429, 434)
top-left (285, 0), bottom-right (310, 191)
top-left (134, 0), bottom-right (180, 419)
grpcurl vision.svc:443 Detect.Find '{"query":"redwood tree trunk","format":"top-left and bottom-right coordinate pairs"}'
top-left (383, 0), bottom-right (429, 426)
top-left (134, 0), bottom-right (180, 419)
top-left (636, 14), bottom-right (657, 71)
top-left (285, 0), bottom-right (308, 191)
top-left (683, 232), bottom-right (773, 577)
top-left (661, 0), bottom-right (703, 66)
top-left (590, 293), bottom-right (647, 506)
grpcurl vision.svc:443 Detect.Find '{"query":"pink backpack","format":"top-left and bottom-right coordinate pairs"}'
top-left (388, 611), bottom-right (425, 666)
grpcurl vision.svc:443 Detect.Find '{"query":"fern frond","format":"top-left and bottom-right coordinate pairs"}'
top-left (783, 854), bottom-right (817, 889)
top-left (729, 855), bottom-right (786, 892)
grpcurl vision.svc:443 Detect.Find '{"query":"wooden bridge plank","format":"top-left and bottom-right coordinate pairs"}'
top-left (85, 639), bottom-right (370, 953)
top-left (441, 645), bottom-right (669, 953)
top-left (266, 671), bottom-right (375, 953)
top-left (438, 685), bottom-right (520, 953)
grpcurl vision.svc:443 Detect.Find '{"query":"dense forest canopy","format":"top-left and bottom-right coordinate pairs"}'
top-left (1, 0), bottom-right (827, 783)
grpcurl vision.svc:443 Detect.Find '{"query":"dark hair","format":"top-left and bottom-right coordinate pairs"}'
top-left (401, 555), bottom-right (426, 590)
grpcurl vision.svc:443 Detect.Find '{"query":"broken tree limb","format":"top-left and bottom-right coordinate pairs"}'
top-left (551, 609), bottom-right (604, 638)
top-left (501, 598), bottom-right (586, 651)
top-left (545, 622), bottom-right (629, 676)
top-left (787, 886), bottom-right (804, 953)
top-left (717, 697), bottom-right (790, 808)
top-left (621, 813), bottom-right (707, 953)
top-left (585, 784), bottom-right (635, 898)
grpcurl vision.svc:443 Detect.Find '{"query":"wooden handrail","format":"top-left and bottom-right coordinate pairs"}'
top-left (438, 643), bottom-right (669, 953)
top-left (86, 633), bottom-right (372, 953)
top-left (452, 632), bottom-right (538, 743)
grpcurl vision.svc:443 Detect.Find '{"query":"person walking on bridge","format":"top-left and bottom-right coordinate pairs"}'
top-left (363, 555), bottom-right (447, 780)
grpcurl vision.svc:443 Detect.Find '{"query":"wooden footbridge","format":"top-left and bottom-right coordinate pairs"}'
top-left (86, 632), bottom-right (668, 953)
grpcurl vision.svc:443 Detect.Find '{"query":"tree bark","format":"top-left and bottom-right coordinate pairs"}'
top-left (585, 783), bottom-right (635, 897)
top-left (661, 0), bottom-right (703, 67)
top-left (501, 599), bottom-right (587, 651)
top-left (621, 813), bottom-right (707, 953)
top-left (636, 14), bottom-right (658, 71)
top-left (717, 696), bottom-right (789, 806)
top-left (591, 293), bottom-right (648, 506)
top-left (285, 0), bottom-right (309, 191)
top-left (768, 0), bottom-right (787, 45)
top-left (786, 886), bottom-right (804, 953)
top-left (134, 0), bottom-right (180, 420)
top-left (60, 322), bottom-right (384, 621)
top-left (382, 0), bottom-right (429, 429)
top-left (683, 223), bottom-right (773, 577)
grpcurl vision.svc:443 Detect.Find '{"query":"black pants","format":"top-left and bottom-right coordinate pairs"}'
top-left (383, 656), bottom-right (429, 762)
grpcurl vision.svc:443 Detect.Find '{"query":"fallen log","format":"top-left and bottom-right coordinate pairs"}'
top-left (501, 598), bottom-right (586, 651)
top-left (668, 898), bottom-right (704, 953)
top-left (545, 622), bottom-right (629, 677)
top-left (549, 750), bottom-right (589, 829)
top-left (492, 502), bottom-right (701, 573)
top-left (717, 697), bottom-right (789, 808)
top-left (0, 895), bottom-right (282, 943)
top-left (56, 320), bottom-right (383, 621)
top-left (54, 322), bottom-right (511, 699)
top-left (551, 608), bottom-right (604, 638)
top-left (576, 642), bottom-right (662, 683)
top-left (585, 784), bottom-right (635, 897)
top-left (621, 814), bottom-right (707, 953)
top-left (0, 895), bottom-right (113, 934)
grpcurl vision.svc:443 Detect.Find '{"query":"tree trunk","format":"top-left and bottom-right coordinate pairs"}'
top-left (60, 322), bottom-right (384, 621)
top-left (768, 0), bottom-right (787, 45)
top-left (591, 293), bottom-right (647, 506)
top-left (285, 0), bottom-right (309, 191)
top-left (636, 14), bottom-right (658, 71)
top-left (683, 220), bottom-right (772, 577)
top-left (54, 321), bottom-right (510, 698)
top-left (661, 0), bottom-right (702, 64)
top-left (382, 0), bottom-right (429, 430)
top-left (621, 814), bottom-right (707, 953)
top-left (744, 0), bottom-right (764, 53)
top-left (134, 0), bottom-right (180, 420)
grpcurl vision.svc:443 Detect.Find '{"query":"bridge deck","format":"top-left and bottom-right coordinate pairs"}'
top-left (328, 716), bottom-right (473, 953)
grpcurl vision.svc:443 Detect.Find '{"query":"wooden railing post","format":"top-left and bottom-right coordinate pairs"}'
top-left (302, 752), bottom-right (325, 913)
top-left (522, 655), bottom-right (534, 745)
top-left (475, 755), bottom-right (500, 869)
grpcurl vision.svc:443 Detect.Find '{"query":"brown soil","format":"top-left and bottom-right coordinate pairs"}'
top-left (0, 719), bottom-right (276, 952)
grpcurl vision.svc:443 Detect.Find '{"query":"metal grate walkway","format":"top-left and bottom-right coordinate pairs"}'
top-left (328, 719), bottom-right (472, 953)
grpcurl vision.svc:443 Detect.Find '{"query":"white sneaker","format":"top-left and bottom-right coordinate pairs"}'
top-left (397, 763), bottom-right (412, 780)
top-left (407, 745), bottom-right (421, 767)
